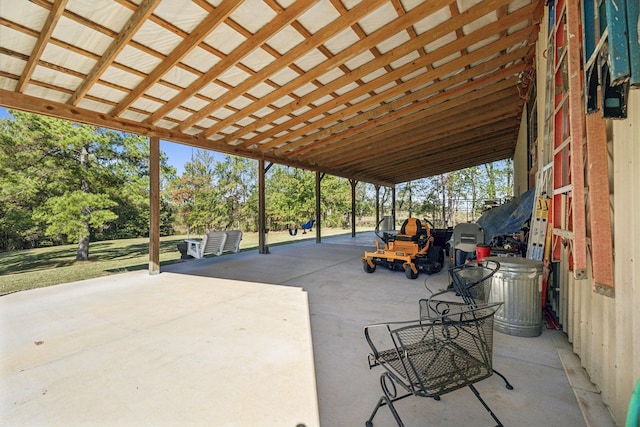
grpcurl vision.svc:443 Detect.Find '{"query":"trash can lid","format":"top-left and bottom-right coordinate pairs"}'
top-left (483, 256), bottom-right (543, 268)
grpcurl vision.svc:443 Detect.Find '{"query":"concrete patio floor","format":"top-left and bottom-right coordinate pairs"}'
top-left (1, 232), bottom-right (615, 426)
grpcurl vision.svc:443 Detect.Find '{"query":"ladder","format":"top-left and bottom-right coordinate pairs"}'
top-left (546, 0), bottom-right (587, 279)
top-left (527, 169), bottom-right (551, 261)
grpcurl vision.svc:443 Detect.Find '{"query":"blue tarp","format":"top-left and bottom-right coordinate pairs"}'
top-left (476, 189), bottom-right (535, 244)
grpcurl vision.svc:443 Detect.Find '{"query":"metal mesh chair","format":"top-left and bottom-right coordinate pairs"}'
top-left (364, 303), bottom-right (504, 427)
top-left (448, 260), bottom-right (500, 306)
top-left (423, 260), bottom-right (514, 391)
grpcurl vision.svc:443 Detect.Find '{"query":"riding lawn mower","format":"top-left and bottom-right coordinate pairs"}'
top-left (361, 217), bottom-right (447, 280)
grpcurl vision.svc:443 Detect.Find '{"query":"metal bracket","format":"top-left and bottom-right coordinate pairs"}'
top-left (582, 0), bottom-right (638, 119)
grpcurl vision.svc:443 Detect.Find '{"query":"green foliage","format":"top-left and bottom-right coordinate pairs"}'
top-left (319, 175), bottom-right (350, 227)
top-left (168, 149), bottom-right (216, 233)
top-left (266, 166), bottom-right (322, 229)
top-left (33, 191), bottom-right (118, 243)
top-left (209, 156), bottom-right (256, 230)
top-left (0, 110), bottom-right (174, 252)
top-left (1, 111), bottom-right (515, 253)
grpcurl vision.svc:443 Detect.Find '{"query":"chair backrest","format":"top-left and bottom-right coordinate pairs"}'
top-left (222, 230), bottom-right (243, 253)
top-left (449, 260), bottom-right (500, 305)
top-left (400, 217), bottom-right (422, 237)
top-left (202, 231), bottom-right (227, 256)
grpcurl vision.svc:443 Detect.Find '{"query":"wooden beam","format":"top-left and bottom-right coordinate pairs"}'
top-left (392, 150), bottom-right (515, 182)
top-left (350, 179), bottom-right (357, 238)
top-left (199, 0), bottom-right (450, 138)
top-left (332, 121), bottom-right (517, 173)
top-left (345, 131), bottom-right (515, 177)
top-left (148, 0), bottom-right (318, 127)
top-left (149, 136), bottom-right (160, 274)
top-left (316, 171), bottom-right (322, 243)
top-left (258, 159), bottom-right (269, 254)
top-left (379, 145), bottom-right (515, 184)
top-left (27, 0), bottom-right (260, 116)
top-left (325, 119), bottom-right (518, 175)
top-left (391, 187), bottom-right (396, 230)
top-left (281, 54), bottom-right (527, 157)
top-left (370, 134), bottom-right (515, 177)
top-left (252, 14), bottom-right (533, 151)
top-left (566, 0), bottom-right (588, 279)
top-left (586, 112), bottom-right (614, 288)
top-left (305, 76), bottom-right (520, 156)
top-left (261, 31), bottom-right (531, 154)
top-left (163, 0), bottom-right (378, 132)
top-left (113, 0), bottom-right (243, 117)
top-left (69, 0), bottom-right (161, 106)
top-left (0, 89), bottom-right (394, 187)
top-left (16, 0), bottom-right (68, 93)
top-left (312, 88), bottom-right (519, 165)
top-left (219, 0), bottom-right (501, 143)
top-left (375, 185), bottom-right (380, 231)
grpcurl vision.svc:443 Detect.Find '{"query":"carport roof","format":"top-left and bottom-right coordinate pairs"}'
top-left (0, 0), bottom-right (542, 186)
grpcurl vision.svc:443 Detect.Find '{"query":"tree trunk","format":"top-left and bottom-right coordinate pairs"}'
top-left (77, 237), bottom-right (89, 260)
top-left (484, 163), bottom-right (497, 199)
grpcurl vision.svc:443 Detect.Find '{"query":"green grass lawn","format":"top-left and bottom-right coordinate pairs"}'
top-left (0, 227), bottom-right (371, 295)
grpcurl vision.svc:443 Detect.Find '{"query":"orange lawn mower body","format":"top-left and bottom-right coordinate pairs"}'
top-left (362, 217), bottom-right (445, 279)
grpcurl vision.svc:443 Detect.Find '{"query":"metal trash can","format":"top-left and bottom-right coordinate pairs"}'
top-left (486, 257), bottom-right (543, 337)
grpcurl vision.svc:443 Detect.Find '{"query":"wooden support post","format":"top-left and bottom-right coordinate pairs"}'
top-left (258, 160), bottom-right (270, 254)
top-left (586, 112), bottom-right (614, 291)
top-left (149, 136), bottom-right (160, 275)
top-left (566, 0), bottom-right (588, 279)
top-left (349, 179), bottom-right (357, 238)
top-left (316, 171), bottom-right (323, 243)
top-left (391, 186), bottom-right (396, 230)
top-left (375, 185), bottom-right (380, 231)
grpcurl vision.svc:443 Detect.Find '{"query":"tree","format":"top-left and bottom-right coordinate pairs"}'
top-left (0, 110), bottom-right (173, 256)
top-left (319, 175), bottom-right (350, 227)
top-left (210, 156), bottom-right (256, 230)
top-left (33, 191), bottom-right (118, 259)
top-left (168, 149), bottom-right (216, 234)
top-left (355, 182), bottom-right (374, 220)
top-left (266, 165), bottom-right (314, 230)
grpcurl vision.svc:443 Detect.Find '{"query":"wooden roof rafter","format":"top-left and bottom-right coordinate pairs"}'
top-left (68, 0), bottom-right (161, 106)
top-left (16, 0), bottom-right (68, 93)
top-left (0, 0), bottom-right (544, 186)
top-left (262, 23), bottom-right (533, 155)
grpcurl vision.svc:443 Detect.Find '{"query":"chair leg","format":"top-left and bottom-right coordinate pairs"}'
top-left (493, 369), bottom-right (514, 390)
top-left (468, 384), bottom-right (503, 427)
top-left (366, 373), bottom-right (411, 427)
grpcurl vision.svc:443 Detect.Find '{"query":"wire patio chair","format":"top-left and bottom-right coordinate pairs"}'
top-left (449, 260), bottom-right (499, 306)
top-left (364, 303), bottom-right (504, 427)
top-left (422, 260), bottom-right (514, 391)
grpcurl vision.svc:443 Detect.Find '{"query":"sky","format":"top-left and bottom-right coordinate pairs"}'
top-left (0, 107), bottom-right (212, 176)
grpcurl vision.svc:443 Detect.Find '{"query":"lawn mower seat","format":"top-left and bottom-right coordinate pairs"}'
top-left (395, 218), bottom-right (426, 242)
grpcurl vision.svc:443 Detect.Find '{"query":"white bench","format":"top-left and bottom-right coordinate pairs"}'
top-left (185, 230), bottom-right (243, 259)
